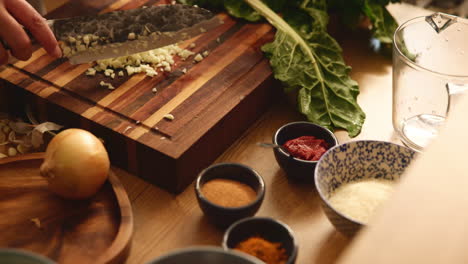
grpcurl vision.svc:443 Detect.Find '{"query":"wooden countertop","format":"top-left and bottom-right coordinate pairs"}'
top-left (1, 1), bottom-right (433, 263)
top-left (115, 3), bottom-right (431, 264)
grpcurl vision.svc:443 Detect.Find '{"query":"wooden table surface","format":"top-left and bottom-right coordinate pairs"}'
top-left (4, 1), bottom-right (431, 263)
top-left (115, 4), bottom-right (430, 264)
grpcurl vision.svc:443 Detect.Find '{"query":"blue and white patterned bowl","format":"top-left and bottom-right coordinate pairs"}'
top-left (314, 140), bottom-right (417, 237)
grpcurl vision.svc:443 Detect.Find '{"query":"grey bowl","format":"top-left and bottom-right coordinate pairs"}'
top-left (273, 121), bottom-right (338, 182)
top-left (145, 246), bottom-right (264, 264)
top-left (195, 163), bottom-right (265, 228)
top-left (315, 140), bottom-right (417, 237)
top-left (222, 217), bottom-right (298, 264)
top-left (0, 248), bottom-right (55, 264)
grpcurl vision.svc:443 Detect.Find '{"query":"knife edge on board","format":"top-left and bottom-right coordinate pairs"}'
top-left (1, 4), bottom-right (223, 65)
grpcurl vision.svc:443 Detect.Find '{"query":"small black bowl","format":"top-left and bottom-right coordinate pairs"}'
top-left (195, 163), bottom-right (265, 228)
top-left (222, 217), bottom-right (298, 264)
top-left (145, 246), bottom-right (263, 264)
top-left (273, 121), bottom-right (338, 182)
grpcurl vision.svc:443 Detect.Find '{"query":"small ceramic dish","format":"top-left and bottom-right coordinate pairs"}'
top-left (273, 121), bottom-right (338, 182)
top-left (315, 140), bottom-right (417, 237)
top-left (195, 163), bottom-right (265, 228)
top-left (145, 246), bottom-right (263, 264)
top-left (222, 217), bottom-right (298, 264)
top-left (0, 248), bottom-right (56, 264)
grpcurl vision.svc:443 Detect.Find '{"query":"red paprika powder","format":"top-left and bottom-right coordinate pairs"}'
top-left (283, 135), bottom-right (328, 161)
top-left (234, 236), bottom-right (288, 264)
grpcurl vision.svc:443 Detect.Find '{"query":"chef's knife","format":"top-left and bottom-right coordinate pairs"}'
top-left (1, 4), bottom-right (222, 64)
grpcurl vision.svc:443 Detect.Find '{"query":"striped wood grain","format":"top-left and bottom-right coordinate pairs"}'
top-left (1, 0), bottom-right (276, 193)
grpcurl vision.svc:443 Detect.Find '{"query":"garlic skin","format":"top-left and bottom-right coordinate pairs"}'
top-left (40, 129), bottom-right (110, 199)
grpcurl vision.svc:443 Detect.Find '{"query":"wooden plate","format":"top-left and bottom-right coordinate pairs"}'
top-left (0, 153), bottom-right (133, 264)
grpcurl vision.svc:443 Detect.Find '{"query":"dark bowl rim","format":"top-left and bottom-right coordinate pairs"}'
top-left (0, 248), bottom-right (56, 264)
top-left (195, 163), bottom-right (266, 211)
top-left (144, 246), bottom-right (265, 264)
top-left (221, 216), bottom-right (299, 263)
top-left (273, 121), bottom-right (338, 164)
top-left (314, 139), bottom-right (417, 226)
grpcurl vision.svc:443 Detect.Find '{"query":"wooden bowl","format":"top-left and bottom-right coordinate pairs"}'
top-left (0, 153), bottom-right (133, 264)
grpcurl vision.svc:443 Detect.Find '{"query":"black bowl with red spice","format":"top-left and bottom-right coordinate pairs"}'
top-left (273, 121), bottom-right (338, 182)
top-left (195, 163), bottom-right (266, 228)
top-left (222, 217), bottom-right (298, 264)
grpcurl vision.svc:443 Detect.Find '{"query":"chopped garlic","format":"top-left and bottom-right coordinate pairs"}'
top-left (181, 68), bottom-right (187, 74)
top-left (164, 114), bottom-right (175, 121)
top-left (86, 68), bottom-right (96, 76)
top-left (83, 35), bottom-right (90, 45)
top-left (104, 69), bottom-right (114, 77)
top-left (202, 50), bottom-right (209, 57)
top-left (99, 81), bottom-right (115, 90)
top-left (194, 54), bottom-right (203, 62)
top-left (128, 32), bottom-right (136, 40)
top-left (189, 43), bottom-right (196, 48)
top-left (63, 46), bottom-right (72, 57)
top-left (88, 44), bottom-right (196, 81)
top-left (152, 87), bottom-right (157, 93)
top-left (77, 44), bottom-right (86, 52)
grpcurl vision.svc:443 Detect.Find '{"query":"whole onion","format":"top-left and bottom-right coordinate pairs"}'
top-left (40, 129), bottom-right (110, 199)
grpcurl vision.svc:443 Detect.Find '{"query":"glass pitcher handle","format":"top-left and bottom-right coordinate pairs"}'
top-left (446, 83), bottom-right (468, 115)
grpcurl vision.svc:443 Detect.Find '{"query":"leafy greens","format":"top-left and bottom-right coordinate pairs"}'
top-left (179, 0), bottom-right (400, 137)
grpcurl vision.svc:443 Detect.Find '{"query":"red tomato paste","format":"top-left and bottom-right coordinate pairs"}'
top-left (283, 136), bottom-right (329, 161)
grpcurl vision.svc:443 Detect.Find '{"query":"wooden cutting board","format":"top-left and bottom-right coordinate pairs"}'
top-left (0, 0), bottom-right (276, 193)
top-left (0, 153), bottom-right (133, 264)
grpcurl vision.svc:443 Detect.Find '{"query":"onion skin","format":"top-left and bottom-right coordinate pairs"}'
top-left (40, 129), bottom-right (110, 199)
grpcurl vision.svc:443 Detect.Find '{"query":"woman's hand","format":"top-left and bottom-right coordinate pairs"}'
top-left (0, 0), bottom-right (61, 65)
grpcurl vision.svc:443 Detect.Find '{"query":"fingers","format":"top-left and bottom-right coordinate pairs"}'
top-left (0, 4), bottom-right (32, 60)
top-left (7, 0), bottom-right (61, 58)
top-left (0, 42), bottom-right (9, 65)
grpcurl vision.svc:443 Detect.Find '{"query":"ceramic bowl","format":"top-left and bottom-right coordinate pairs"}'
top-left (195, 163), bottom-right (265, 228)
top-left (273, 121), bottom-right (338, 182)
top-left (145, 246), bottom-right (263, 264)
top-left (0, 248), bottom-right (56, 264)
top-left (222, 217), bottom-right (298, 264)
top-left (315, 140), bottom-right (417, 237)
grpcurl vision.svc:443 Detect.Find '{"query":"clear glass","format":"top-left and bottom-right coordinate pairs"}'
top-left (393, 12), bottom-right (468, 151)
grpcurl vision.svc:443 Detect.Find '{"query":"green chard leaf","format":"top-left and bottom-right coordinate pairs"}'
top-left (362, 0), bottom-right (399, 44)
top-left (245, 0), bottom-right (365, 136)
top-left (178, 0), bottom-right (369, 136)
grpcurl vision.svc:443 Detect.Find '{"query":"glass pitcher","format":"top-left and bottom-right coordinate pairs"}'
top-left (393, 12), bottom-right (468, 151)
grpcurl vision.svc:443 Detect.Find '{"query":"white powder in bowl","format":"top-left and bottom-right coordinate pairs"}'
top-left (328, 179), bottom-right (395, 224)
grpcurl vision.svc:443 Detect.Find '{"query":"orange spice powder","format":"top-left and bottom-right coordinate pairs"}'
top-left (201, 178), bottom-right (257, 207)
top-left (235, 236), bottom-right (288, 264)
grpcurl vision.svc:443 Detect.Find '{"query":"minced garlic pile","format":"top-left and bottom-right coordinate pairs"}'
top-left (86, 43), bottom-right (208, 88)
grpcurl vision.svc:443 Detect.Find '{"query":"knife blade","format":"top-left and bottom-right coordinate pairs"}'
top-left (2, 4), bottom-right (222, 64)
